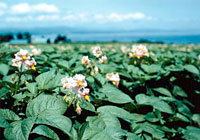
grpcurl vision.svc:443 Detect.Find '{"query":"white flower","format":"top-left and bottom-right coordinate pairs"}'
top-left (24, 58), bottom-right (37, 71)
top-left (12, 59), bottom-right (22, 68)
top-left (99, 56), bottom-right (107, 64)
top-left (121, 46), bottom-right (127, 54)
top-left (130, 44), bottom-right (149, 59)
top-left (106, 73), bottom-right (120, 87)
top-left (14, 49), bottom-right (30, 62)
top-left (128, 52), bottom-right (134, 59)
top-left (61, 76), bottom-right (75, 89)
top-left (32, 48), bottom-right (42, 56)
top-left (82, 56), bottom-right (91, 65)
top-left (12, 49), bottom-right (37, 70)
top-left (73, 74), bottom-right (87, 90)
top-left (92, 46), bottom-right (102, 58)
top-left (78, 88), bottom-right (90, 101)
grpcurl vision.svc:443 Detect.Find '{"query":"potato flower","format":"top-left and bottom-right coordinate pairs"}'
top-left (121, 46), bottom-right (128, 54)
top-left (14, 49), bottom-right (30, 62)
top-left (131, 44), bottom-right (149, 59)
top-left (106, 73), bottom-right (120, 87)
top-left (61, 74), bottom-right (90, 102)
top-left (24, 58), bottom-right (37, 71)
top-left (78, 88), bottom-right (90, 102)
top-left (82, 56), bottom-right (91, 65)
top-left (12, 58), bottom-right (22, 68)
top-left (99, 56), bottom-right (107, 64)
top-left (12, 49), bottom-right (37, 71)
top-left (73, 74), bottom-right (87, 90)
top-left (92, 46), bottom-right (102, 58)
top-left (61, 76), bottom-right (74, 89)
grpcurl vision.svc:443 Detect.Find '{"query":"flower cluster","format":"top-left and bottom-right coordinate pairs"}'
top-left (129, 44), bottom-right (149, 59)
top-left (12, 49), bottom-right (36, 71)
top-left (106, 73), bottom-right (120, 87)
top-left (30, 45), bottom-right (42, 56)
top-left (61, 74), bottom-right (90, 102)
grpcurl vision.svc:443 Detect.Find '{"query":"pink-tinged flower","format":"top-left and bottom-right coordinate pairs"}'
top-left (61, 76), bottom-right (75, 89)
top-left (24, 58), bottom-right (37, 71)
top-left (73, 74), bottom-right (87, 90)
top-left (99, 56), bottom-right (107, 64)
top-left (78, 88), bottom-right (90, 101)
top-left (130, 44), bottom-right (149, 59)
top-left (128, 52), bottom-right (134, 59)
top-left (82, 56), bottom-right (91, 65)
top-left (106, 73), bottom-right (120, 87)
top-left (32, 48), bottom-right (42, 56)
top-left (121, 46), bottom-right (127, 54)
top-left (12, 59), bottom-right (22, 68)
top-left (92, 46), bottom-right (102, 58)
top-left (14, 49), bottom-right (30, 62)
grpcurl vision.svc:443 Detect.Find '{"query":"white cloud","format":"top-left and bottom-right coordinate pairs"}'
top-left (32, 3), bottom-right (59, 13)
top-left (5, 16), bottom-right (33, 22)
top-left (62, 15), bottom-right (77, 21)
top-left (0, 2), bottom-right (7, 16)
top-left (37, 15), bottom-right (60, 21)
top-left (62, 12), bottom-right (151, 23)
top-left (10, 3), bottom-right (59, 14)
top-left (0, 2), bottom-right (7, 9)
top-left (107, 12), bottom-right (146, 21)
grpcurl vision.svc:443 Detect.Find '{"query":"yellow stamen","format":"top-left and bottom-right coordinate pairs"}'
top-left (112, 81), bottom-right (116, 85)
top-left (133, 52), bottom-right (136, 56)
top-left (84, 95), bottom-right (90, 102)
top-left (22, 55), bottom-right (27, 60)
top-left (103, 61), bottom-right (106, 64)
top-left (97, 50), bottom-right (101, 54)
top-left (137, 56), bottom-right (141, 59)
top-left (82, 60), bottom-right (86, 64)
top-left (31, 65), bottom-right (36, 71)
top-left (77, 81), bottom-right (83, 87)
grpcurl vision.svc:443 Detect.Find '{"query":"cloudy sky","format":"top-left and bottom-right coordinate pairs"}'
top-left (0, 0), bottom-right (200, 31)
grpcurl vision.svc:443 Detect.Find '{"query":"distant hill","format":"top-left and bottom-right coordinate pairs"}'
top-left (1, 26), bottom-right (200, 36)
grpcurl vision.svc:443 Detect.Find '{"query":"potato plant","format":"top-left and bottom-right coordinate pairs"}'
top-left (0, 43), bottom-right (200, 140)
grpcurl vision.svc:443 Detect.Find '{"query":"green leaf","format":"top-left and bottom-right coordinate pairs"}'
top-left (127, 133), bottom-right (143, 140)
top-left (0, 63), bottom-right (9, 76)
top-left (26, 94), bottom-right (67, 117)
top-left (0, 109), bottom-right (21, 121)
top-left (36, 71), bottom-right (62, 90)
top-left (134, 123), bottom-right (165, 139)
top-left (36, 114), bottom-right (72, 137)
top-left (0, 87), bottom-right (10, 98)
top-left (145, 112), bottom-right (159, 122)
top-left (82, 127), bottom-right (126, 140)
top-left (0, 116), bottom-right (11, 128)
top-left (27, 83), bottom-right (38, 95)
top-left (98, 84), bottom-right (133, 104)
top-left (184, 64), bottom-right (199, 75)
top-left (136, 94), bottom-right (173, 114)
top-left (80, 99), bottom-right (96, 112)
top-left (32, 125), bottom-right (60, 140)
top-left (4, 117), bottom-right (36, 140)
top-left (182, 126), bottom-right (200, 140)
top-left (97, 105), bottom-right (136, 122)
top-left (153, 87), bottom-right (172, 97)
top-left (141, 64), bottom-right (162, 74)
top-left (86, 112), bottom-right (121, 129)
top-left (173, 85), bottom-right (187, 97)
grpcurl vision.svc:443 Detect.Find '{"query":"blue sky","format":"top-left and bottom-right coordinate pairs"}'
top-left (0, 0), bottom-right (200, 31)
